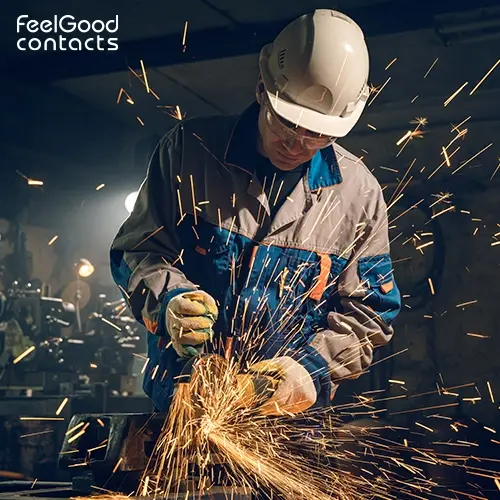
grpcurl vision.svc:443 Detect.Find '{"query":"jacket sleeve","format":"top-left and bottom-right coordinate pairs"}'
top-left (110, 124), bottom-right (197, 336)
top-left (292, 184), bottom-right (401, 407)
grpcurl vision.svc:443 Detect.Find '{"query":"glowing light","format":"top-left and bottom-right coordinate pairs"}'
top-left (125, 191), bottom-right (139, 214)
top-left (77, 258), bottom-right (94, 278)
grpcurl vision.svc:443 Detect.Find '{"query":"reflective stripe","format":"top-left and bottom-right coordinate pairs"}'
top-left (310, 253), bottom-right (331, 301)
top-left (143, 317), bottom-right (158, 334)
top-left (195, 245), bottom-right (207, 255)
top-left (249, 245), bottom-right (258, 269)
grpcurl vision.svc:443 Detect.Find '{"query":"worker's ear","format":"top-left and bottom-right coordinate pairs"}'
top-left (255, 77), bottom-right (265, 104)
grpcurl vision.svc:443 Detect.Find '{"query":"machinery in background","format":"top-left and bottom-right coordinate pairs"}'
top-left (38, 296), bottom-right (145, 396)
top-left (0, 218), bottom-right (146, 397)
top-left (0, 282), bottom-right (145, 397)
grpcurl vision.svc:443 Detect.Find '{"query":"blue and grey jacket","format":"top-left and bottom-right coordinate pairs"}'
top-left (110, 106), bottom-right (401, 412)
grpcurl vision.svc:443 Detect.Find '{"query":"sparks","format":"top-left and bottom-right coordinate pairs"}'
top-left (396, 130), bottom-right (412, 146)
top-left (442, 146), bottom-right (451, 167)
top-left (487, 381), bottom-right (495, 403)
top-left (55, 397), bottom-right (69, 416)
top-left (470, 58), bottom-right (500, 95)
top-left (444, 82), bottom-right (468, 107)
top-left (96, 183), bottom-right (105, 190)
top-left (385, 57), bottom-right (398, 70)
top-left (140, 60), bottom-right (150, 93)
top-left (27, 179), bottom-right (44, 186)
top-left (48, 235), bottom-right (58, 246)
top-left (456, 300), bottom-right (478, 308)
top-left (424, 57), bottom-right (439, 78)
top-left (182, 21), bottom-right (189, 47)
top-left (13, 345), bottom-right (35, 364)
top-left (136, 116), bottom-right (145, 126)
top-left (368, 77), bottom-right (391, 106)
top-left (410, 117), bottom-right (428, 127)
top-left (490, 160), bottom-right (500, 180)
top-left (452, 143), bottom-right (493, 175)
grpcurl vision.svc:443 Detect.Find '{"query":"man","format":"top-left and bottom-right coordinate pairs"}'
top-left (110, 9), bottom-right (401, 416)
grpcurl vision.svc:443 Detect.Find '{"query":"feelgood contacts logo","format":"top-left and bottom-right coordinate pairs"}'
top-left (17, 15), bottom-right (119, 51)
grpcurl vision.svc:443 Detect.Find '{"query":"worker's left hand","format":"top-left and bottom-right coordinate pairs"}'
top-left (245, 356), bottom-right (317, 416)
top-left (165, 290), bottom-right (218, 358)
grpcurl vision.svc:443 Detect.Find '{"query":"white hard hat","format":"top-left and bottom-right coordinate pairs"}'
top-left (259, 9), bottom-right (370, 138)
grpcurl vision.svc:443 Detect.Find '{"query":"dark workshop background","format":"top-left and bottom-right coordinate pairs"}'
top-left (0, 0), bottom-right (499, 470)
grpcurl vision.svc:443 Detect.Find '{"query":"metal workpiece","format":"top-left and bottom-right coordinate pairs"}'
top-left (56, 412), bottom-right (251, 498)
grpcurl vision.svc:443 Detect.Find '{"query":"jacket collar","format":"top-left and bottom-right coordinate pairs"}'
top-left (223, 101), bottom-right (343, 189)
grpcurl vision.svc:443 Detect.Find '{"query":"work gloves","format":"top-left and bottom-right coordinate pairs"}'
top-left (237, 356), bottom-right (318, 416)
top-left (165, 290), bottom-right (218, 358)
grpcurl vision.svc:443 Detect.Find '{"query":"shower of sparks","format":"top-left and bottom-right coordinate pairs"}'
top-left (96, 183), bottom-right (105, 190)
top-left (72, 327), bottom-right (500, 500)
top-left (469, 58), bottom-right (500, 95)
top-left (68, 33), bottom-right (500, 500)
top-left (424, 57), bottom-right (439, 78)
top-left (444, 81), bottom-right (468, 106)
top-left (48, 235), bottom-right (58, 246)
top-left (385, 57), bottom-right (397, 70)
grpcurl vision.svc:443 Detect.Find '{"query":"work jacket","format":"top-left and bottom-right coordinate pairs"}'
top-left (110, 106), bottom-right (401, 411)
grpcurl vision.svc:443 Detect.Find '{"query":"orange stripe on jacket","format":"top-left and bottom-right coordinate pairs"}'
top-left (143, 317), bottom-right (158, 334)
top-left (310, 253), bottom-right (332, 301)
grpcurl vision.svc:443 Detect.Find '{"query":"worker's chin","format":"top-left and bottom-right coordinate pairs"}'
top-left (270, 152), bottom-right (303, 171)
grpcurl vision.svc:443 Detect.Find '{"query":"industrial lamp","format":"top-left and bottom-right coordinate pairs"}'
top-left (125, 191), bottom-right (139, 214)
top-left (74, 258), bottom-right (94, 332)
top-left (77, 258), bottom-right (94, 278)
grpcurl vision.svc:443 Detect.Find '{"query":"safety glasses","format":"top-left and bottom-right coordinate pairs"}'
top-left (264, 99), bottom-right (336, 150)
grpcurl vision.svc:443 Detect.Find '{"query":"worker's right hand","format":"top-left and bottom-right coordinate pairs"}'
top-left (236, 357), bottom-right (317, 416)
top-left (165, 290), bottom-right (218, 358)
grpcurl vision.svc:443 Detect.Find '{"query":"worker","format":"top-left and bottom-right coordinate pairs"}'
top-left (110, 9), bottom-right (401, 416)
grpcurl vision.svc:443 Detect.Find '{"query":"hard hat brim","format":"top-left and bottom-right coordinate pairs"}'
top-left (259, 44), bottom-right (368, 138)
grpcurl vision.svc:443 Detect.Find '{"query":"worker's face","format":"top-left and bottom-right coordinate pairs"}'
top-left (257, 94), bottom-right (335, 171)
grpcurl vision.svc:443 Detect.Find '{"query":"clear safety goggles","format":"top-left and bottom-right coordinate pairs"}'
top-left (264, 100), bottom-right (336, 150)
